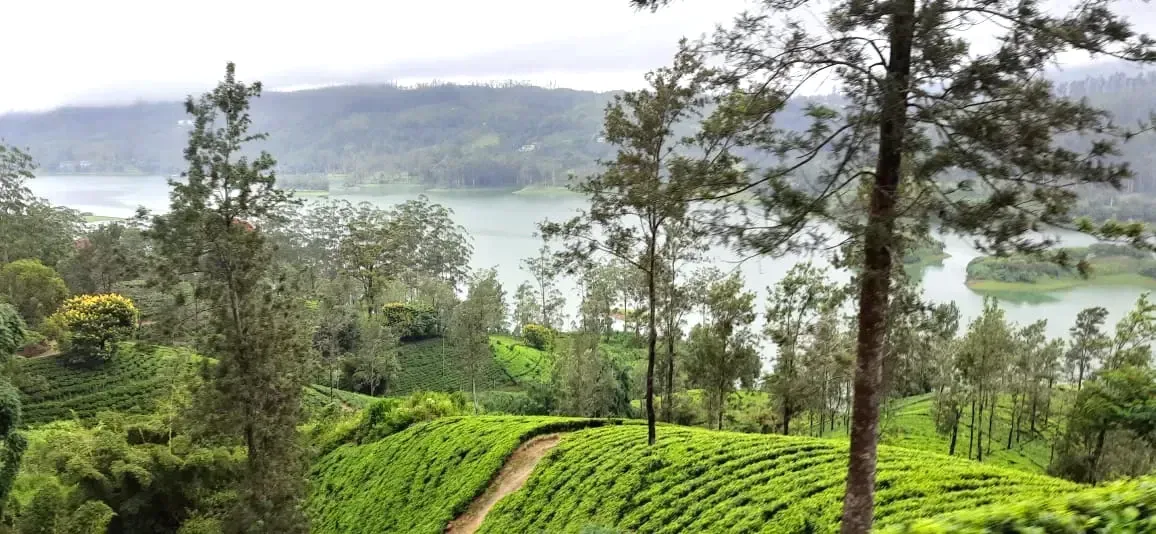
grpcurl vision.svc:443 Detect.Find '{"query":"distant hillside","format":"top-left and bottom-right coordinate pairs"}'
top-left (0, 84), bottom-right (618, 187)
top-left (4, 73), bottom-right (1155, 191)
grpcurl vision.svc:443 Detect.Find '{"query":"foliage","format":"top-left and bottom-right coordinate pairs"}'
top-left (521, 323), bottom-right (555, 351)
top-left (0, 303), bottom-right (25, 357)
top-left (10, 414), bottom-right (244, 533)
top-left (381, 302), bottom-right (440, 341)
top-left (883, 477), bottom-right (1156, 534)
top-left (315, 391), bottom-right (470, 453)
top-left (58, 223), bottom-right (149, 294)
top-left (553, 333), bottom-right (634, 418)
top-left (966, 246), bottom-right (1156, 289)
top-left (684, 272), bottom-right (759, 430)
top-left (449, 269), bottom-right (507, 410)
top-left (346, 317), bottom-right (400, 396)
top-left (47, 294), bottom-right (138, 364)
top-left (0, 259), bottom-right (68, 327)
top-left (0, 143), bottom-right (83, 268)
top-left (479, 423), bottom-right (1079, 533)
top-left (307, 416), bottom-right (613, 534)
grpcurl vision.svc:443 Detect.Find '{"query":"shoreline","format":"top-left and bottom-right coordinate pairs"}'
top-left (966, 273), bottom-right (1156, 294)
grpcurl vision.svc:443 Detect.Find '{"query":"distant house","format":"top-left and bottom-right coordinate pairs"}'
top-left (58, 161), bottom-right (77, 172)
top-left (177, 119), bottom-right (194, 127)
top-left (78, 160), bottom-right (92, 169)
top-left (518, 144), bottom-right (537, 152)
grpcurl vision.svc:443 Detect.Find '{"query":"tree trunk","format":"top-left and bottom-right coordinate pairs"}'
top-left (976, 396), bottom-right (985, 462)
top-left (948, 412), bottom-right (960, 456)
top-left (645, 245), bottom-right (658, 446)
top-left (986, 393), bottom-right (995, 457)
top-left (1007, 393), bottom-right (1017, 450)
top-left (840, 3), bottom-right (914, 530)
top-left (664, 330), bottom-right (676, 423)
top-left (968, 398), bottom-right (977, 460)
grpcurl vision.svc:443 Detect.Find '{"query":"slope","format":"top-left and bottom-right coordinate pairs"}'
top-left (307, 416), bottom-right (1082, 534)
top-left (307, 416), bottom-right (614, 534)
top-left (19, 343), bottom-right (378, 425)
top-left (819, 394), bottom-right (1057, 474)
top-left (390, 337), bottom-right (515, 395)
top-left (480, 424), bottom-right (1079, 533)
top-left (16, 343), bottom-right (198, 425)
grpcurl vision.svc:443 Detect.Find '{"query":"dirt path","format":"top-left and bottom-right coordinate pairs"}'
top-left (445, 433), bottom-right (562, 534)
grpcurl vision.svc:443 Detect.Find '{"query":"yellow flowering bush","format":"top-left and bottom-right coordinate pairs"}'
top-left (48, 294), bottom-right (138, 363)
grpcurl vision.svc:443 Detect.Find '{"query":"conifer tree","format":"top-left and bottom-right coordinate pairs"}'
top-left (148, 63), bottom-right (310, 533)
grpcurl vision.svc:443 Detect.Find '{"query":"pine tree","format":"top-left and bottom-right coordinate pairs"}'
top-left (148, 63), bottom-right (310, 533)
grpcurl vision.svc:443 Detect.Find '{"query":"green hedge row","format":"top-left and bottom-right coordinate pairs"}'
top-left (884, 477), bottom-right (1155, 533)
top-left (479, 425), bottom-right (1080, 533)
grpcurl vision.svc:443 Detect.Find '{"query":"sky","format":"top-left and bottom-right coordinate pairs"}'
top-left (2, 0), bottom-right (1154, 113)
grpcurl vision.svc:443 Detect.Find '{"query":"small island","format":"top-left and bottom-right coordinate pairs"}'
top-left (966, 243), bottom-right (1156, 293)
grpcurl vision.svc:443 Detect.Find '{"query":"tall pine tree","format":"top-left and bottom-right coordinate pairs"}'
top-left (149, 63), bottom-right (310, 533)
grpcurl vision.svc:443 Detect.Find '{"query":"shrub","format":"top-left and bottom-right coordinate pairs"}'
top-left (0, 303), bottom-right (24, 356)
top-left (0, 259), bottom-right (68, 326)
top-left (521, 323), bottom-right (555, 350)
top-left (48, 294), bottom-right (138, 364)
top-left (381, 302), bottom-right (440, 340)
top-left (317, 391), bottom-right (470, 454)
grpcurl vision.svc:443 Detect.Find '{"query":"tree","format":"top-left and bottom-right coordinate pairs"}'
top-left (656, 217), bottom-right (707, 423)
top-left (59, 223), bottom-right (148, 294)
top-left (147, 63), bottom-right (310, 532)
top-left (764, 262), bottom-right (840, 434)
top-left (449, 269), bottom-right (506, 412)
top-left (684, 273), bottom-right (760, 430)
top-left (337, 199), bottom-right (472, 316)
top-left (1067, 306), bottom-right (1110, 390)
top-left (540, 54), bottom-right (718, 445)
top-left (522, 246), bottom-right (566, 329)
top-left (0, 259), bottom-right (68, 327)
top-left (633, 0), bottom-right (1155, 528)
top-left (349, 318), bottom-right (400, 396)
top-left (47, 294), bottom-right (138, 364)
top-left (511, 282), bottom-right (541, 336)
top-left (956, 298), bottom-right (1014, 462)
top-left (0, 303), bottom-right (26, 517)
top-left (0, 143), bottom-right (82, 268)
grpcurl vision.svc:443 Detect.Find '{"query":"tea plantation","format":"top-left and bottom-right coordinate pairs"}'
top-left (479, 424), bottom-right (1080, 533)
top-left (390, 337), bottom-right (514, 395)
top-left (307, 416), bottom-right (618, 534)
top-left (17, 344), bottom-right (199, 424)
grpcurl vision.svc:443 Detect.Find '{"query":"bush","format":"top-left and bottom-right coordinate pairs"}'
top-left (316, 391), bottom-right (470, 454)
top-left (47, 294), bottom-right (138, 364)
top-left (0, 303), bottom-right (24, 356)
top-left (0, 259), bottom-right (68, 327)
top-left (381, 302), bottom-right (440, 340)
top-left (521, 323), bottom-right (555, 350)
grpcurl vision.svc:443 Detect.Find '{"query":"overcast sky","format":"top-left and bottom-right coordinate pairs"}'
top-left (3, 0), bottom-right (1154, 113)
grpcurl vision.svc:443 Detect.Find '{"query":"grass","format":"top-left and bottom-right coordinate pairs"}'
top-left (489, 335), bottom-right (552, 384)
top-left (510, 185), bottom-right (584, 197)
top-left (967, 272), bottom-right (1156, 293)
top-left (391, 337), bottom-right (514, 395)
top-left (307, 416), bottom-right (614, 534)
top-left (17, 344), bottom-right (199, 425)
top-left (288, 189), bottom-right (330, 197)
top-left (819, 394), bottom-right (1061, 474)
top-left (477, 423), bottom-right (1079, 533)
top-left (82, 214), bottom-right (122, 223)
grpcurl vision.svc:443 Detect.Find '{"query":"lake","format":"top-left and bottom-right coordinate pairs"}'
top-left (29, 174), bottom-right (1149, 341)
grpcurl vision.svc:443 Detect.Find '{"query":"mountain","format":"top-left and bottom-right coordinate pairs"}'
top-left (3, 71), bottom-right (1156, 190)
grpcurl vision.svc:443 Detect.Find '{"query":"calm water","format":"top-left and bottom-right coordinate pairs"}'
top-left (30, 175), bottom-right (1148, 340)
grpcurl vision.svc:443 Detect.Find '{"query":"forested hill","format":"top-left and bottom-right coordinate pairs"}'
top-left (3, 72), bottom-right (1156, 190)
top-left (0, 84), bottom-right (619, 187)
